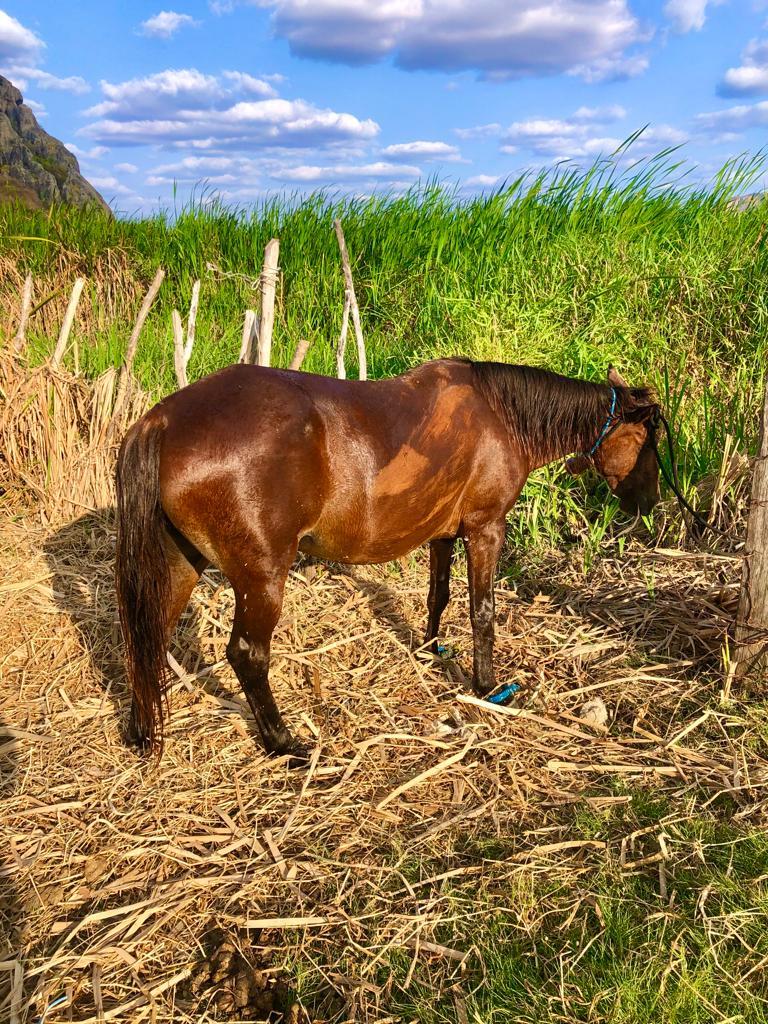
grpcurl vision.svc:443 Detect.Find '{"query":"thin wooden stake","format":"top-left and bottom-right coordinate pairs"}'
top-left (115, 267), bottom-right (165, 411)
top-left (730, 367), bottom-right (768, 687)
top-left (289, 338), bottom-right (311, 371)
top-left (172, 310), bottom-right (187, 388)
top-left (333, 219), bottom-right (367, 381)
top-left (12, 273), bottom-right (32, 354)
top-left (258, 238), bottom-right (279, 367)
top-left (336, 290), bottom-right (351, 380)
top-left (50, 277), bottom-right (85, 369)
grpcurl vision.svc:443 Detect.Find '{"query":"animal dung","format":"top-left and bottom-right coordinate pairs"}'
top-left (578, 697), bottom-right (609, 730)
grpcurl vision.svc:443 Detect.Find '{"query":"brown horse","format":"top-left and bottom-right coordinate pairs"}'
top-left (115, 358), bottom-right (660, 762)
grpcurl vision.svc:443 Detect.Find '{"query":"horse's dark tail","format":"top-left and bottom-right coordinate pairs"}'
top-left (115, 417), bottom-right (170, 754)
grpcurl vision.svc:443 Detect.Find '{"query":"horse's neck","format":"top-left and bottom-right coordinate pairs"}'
top-left (471, 362), bottom-right (612, 470)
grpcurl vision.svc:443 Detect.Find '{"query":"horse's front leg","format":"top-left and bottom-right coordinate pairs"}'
top-left (423, 537), bottom-right (455, 654)
top-left (464, 520), bottom-right (506, 696)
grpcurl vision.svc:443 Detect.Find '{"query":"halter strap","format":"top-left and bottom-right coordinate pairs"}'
top-left (586, 387), bottom-right (619, 459)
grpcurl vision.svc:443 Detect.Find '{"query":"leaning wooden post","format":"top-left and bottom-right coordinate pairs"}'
top-left (13, 273), bottom-right (33, 354)
top-left (257, 239), bottom-right (279, 367)
top-left (115, 266), bottom-right (165, 412)
top-left (333, 219), bottom-right (367, 381)
top-left (289, 338), bottom-right (311, 371)
top-left (50, 277), bottom-right (85, 369)
top-left (729, 368), bottom-right (768, 689)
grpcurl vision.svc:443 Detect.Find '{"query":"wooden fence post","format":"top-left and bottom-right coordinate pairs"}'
top-left (258, 239), bottom-right (279, 367)
top-left (730, 368), bottom-right (768, 689)
top-left (333, 219), bottom-right (367, 381)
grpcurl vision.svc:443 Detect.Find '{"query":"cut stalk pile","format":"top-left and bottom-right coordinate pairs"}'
top-left (1, 343), bottom-right (767, 1023)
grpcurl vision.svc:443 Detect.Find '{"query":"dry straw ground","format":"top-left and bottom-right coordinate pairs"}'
top-left (1, 348), bottom-right (767, 1023)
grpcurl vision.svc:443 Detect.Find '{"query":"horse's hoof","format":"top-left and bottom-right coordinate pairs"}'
top-left (267, 737), bottom-right (311, 768)
top-left (125, 721), bottom-right (151, 752)
top-left (285, 744), bottom-right (311, 769)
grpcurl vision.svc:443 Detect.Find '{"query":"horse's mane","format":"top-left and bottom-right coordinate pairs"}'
top-left (469, 361), bottom-right (655, 462)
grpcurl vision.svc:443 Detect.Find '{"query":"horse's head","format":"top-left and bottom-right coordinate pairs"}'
top-left (567, 367), bottom-right (661, 516)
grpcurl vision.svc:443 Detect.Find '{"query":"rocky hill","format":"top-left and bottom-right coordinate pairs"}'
top-left (0, 75), bottom-right (108, 212)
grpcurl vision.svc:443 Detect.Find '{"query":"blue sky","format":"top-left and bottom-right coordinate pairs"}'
top-left (3, 1), bottom-right (768, 213)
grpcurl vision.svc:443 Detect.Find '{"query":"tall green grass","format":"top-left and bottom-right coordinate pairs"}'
top-left (3, 150), bottom-right (767, 550)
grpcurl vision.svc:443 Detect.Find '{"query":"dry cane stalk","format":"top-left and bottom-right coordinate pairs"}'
top-left (334, 219), bottom-right (367, 381)
top-left (50, 277), bottom-right (85, 369)
top-left (12, 272), bottom-right (33, 355)
top-left (114, 267), bottom-right (165, 413)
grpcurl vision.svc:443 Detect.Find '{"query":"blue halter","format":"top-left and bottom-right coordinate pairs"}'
top-left (587, 387), bottom-right (619, 458)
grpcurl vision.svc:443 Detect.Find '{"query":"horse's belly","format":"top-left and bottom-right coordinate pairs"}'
top-left (300, 487), bottom-right (464, 565)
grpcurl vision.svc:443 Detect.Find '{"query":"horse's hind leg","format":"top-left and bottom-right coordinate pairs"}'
top-left (127, 524), bottom-right (206, 746)
top-left (423, 537), bottom-right (455, 654)
top-left (224, 551), bottom-right (307, 764)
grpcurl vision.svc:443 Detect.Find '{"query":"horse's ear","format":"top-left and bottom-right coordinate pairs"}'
top-left (565, 454), bottom-right (591, 476)
top-left (607, 365), bottom-right (629, 389)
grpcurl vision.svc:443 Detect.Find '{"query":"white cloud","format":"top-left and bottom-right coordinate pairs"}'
top-left (115, 162), bottom-right (139, 173)
top-left (0, 12), bottom-right (91, 96)
top-left (719, 38), bottom-right (768, 97)
top-left (381, 140), bottom-right (461, 161)
top-left (569, 53), bottom-right (649, 83)
top-left (64, 143), bottom-right (110, 160)
top-left (465, 173), bottom-right (499, 186)
top-left (84, 69), bottom-right (222, 119)
top-left (663, 0), bottom-right (723, 33)
top-left (571, 104), bottom-right (627, 123)
top-left (8, 66), bottom-right (89, 94)
top-left (82, 71), bottom-right (379, 148)
top-left (502, 108), bottom-right (684, 160)
top-left (222, 70), bottom-right (277, 97)
top-left (88, 175), bottom-right (138, 196)
top-left (140, 11), bottom-right (201, 38)
top-left (25, 97), bottom-right (46, 116)
top-left (251, 1), bottom-right (648, 83)
top-left (696, 99), bottom-right (768, 135)
top-left (0, 10), bottom-right (43, 62)
top-left (273, 160), bottom-right (421, 182)
top-left (454, 122), bottom-right (503, 139)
